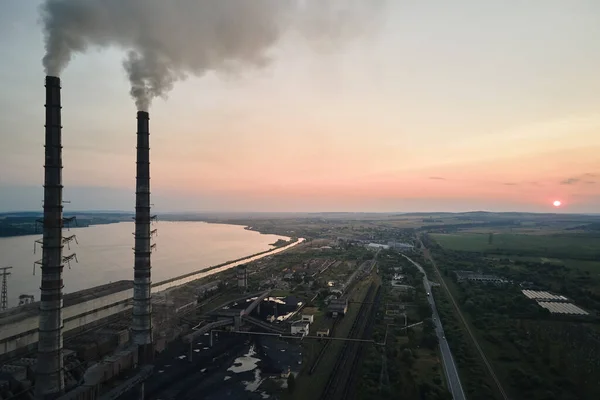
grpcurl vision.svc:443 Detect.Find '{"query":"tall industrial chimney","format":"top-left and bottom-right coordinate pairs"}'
top-left (35, 76), bottom-right (65, 398)
top-left (132, 111), bottom-right (153, 363)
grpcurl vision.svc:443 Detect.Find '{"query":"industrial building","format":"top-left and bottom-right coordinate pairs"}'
top-left (0, 281), bottom-right (133, 360)
top-left (454, 270), bottom-right (507, 284)
top-left (328, 298), bottom-right (348, 318)
top-left (291, 321), bottom-right (310, 337)
top-left (367, 243), bottom-right (389, 250)
top-left (520, 290), bottom-right (589, 316)
top-left (316, 329), bottom-right (330, 337)
top-left (237, 266), bottom-right (248, 291)
top-left (387, 242), bottom-right (415, 252)
top-left (301, 314), bottom-right (314, 324)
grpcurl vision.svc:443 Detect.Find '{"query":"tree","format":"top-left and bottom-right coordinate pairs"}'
top-left (287, 373), bottom-right (296, 393)
top-left (421, 332), bottom-right (439, 350)
top-left (422, 318), bottom-right (435, 334)
top-left (401, 348), bottom-right (414, 367)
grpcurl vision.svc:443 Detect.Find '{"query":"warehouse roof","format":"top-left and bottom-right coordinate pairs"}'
top-left (0, 280), bottom-right (133, 325)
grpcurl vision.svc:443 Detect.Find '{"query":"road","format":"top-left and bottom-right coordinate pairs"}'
top-left (403, 254), bottom-right (466, 400)
top-left (416, 240), bottom-right (510, 400)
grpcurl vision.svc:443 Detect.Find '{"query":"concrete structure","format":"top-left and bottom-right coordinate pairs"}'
top-left (537, 301), bottom-right (588, 315)
top-left (19, 294), bottom-right (35, 306)
top-left (455, 271), bottom-right (507, 284)
top-left (301, 314), bottom-right (314, 324)
top-left (237, 266), bottom-right (247, 291)
top-left (387, 242), bottom-right (415, 252)
top-left (0, 281), bottom-right (133, 360)
top-left (57, 346), bottom-right (147, 400)
top-left (36, 75), bottom-right (66, 398)
top-left (367, 243), bottom-right (389, 250)
top-left (520, 290), bottom-right (588, 315)
top-left (521, 290), bottom-right (568, 301)
top-left (133, 111), bottom-right (153, 363)
top-left (291, 321), bottom-right (309, 337)
top-left (316, 329), bottom-right (330, 337)
top-left (328, 298), bottom-right (348, 317)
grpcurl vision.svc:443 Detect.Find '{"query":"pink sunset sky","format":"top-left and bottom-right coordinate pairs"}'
top-left (1, 1), bottom-right (599, 213)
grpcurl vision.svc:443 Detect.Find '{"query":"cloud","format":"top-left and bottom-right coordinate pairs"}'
top-left (560, 173), bottom-right (599, 185)
top-left (429, 176), bottom-right (446, 180)
top-left (560, 178), bottom-right (580, 185)
top-left (503, 181), bottom-right (543, 187)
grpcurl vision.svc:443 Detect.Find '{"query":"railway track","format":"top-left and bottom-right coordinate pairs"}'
top-left (319, 283), bottom-right (379, 400)
top-left (308, 319), bottom-right (338, 375)
top-left (341, 285), bottom-right (381, 400)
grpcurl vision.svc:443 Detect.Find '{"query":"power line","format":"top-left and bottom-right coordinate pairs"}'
top-left (0, 266), bottom-right (13, 310)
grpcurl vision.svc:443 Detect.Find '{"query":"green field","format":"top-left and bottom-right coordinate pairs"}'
top-left (492, 256), bottom-right (600, 274)
top-left (431, 232), bottom-right (600, 260)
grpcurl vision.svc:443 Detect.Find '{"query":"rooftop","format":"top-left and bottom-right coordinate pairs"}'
top-left (455, 270), bottom-right (505, 281)
top-left (0, 280), bottom-right (133, 325)
top-left (329, 298), bottom-right (348, 305)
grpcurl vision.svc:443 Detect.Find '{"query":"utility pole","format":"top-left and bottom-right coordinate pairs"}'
top-left (0, 266), bottom-right (13, 310)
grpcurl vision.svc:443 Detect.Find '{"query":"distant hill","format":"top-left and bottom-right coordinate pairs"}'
top-left (0, 212), bottom-right (133, 237)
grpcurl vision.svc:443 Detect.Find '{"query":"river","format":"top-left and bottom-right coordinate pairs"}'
top-left (0, 221), bottom-right (289, 308)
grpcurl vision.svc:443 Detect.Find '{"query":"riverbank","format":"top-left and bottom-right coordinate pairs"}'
top-left (153, 237), bottom-right (305, 293)
top-left (1, 221), bottom-right (292, 308)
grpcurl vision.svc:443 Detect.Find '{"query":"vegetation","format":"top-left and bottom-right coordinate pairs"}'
top-left (431, 232), bottom-right (600, 260)
top-left (0, 212), bottom-right (131, 237)
top-left (271, 238), bottom-right (295, 247)
top-left (355, 250), bottom-right (450, 400)
top-left (423, 232), bottom-right (600, 400)
top-left (288, 276), bottom-right (375, 400)
top-left (171, 212), bottom-right (600, 400)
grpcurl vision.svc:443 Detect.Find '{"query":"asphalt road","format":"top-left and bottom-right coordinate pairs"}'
top-left (403, 255), bottom-right (467, 400)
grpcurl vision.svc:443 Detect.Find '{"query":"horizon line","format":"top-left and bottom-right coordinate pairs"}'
top-left (1, 210), bottom-right (598, 216)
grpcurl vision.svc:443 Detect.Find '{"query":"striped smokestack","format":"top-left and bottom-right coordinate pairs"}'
top-left (35, 76), bottom-right (65, 398)
top-left (132, 111), bottom-right (153, 362)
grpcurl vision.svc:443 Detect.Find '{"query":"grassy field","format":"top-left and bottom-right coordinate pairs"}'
top-left (489, 255), bottom-right (600, 274)
top-left (431, 232), bottom-right (600, 260)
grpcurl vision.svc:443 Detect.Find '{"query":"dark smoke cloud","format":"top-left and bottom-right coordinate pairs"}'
top-left (41, 0), bottom-right (384, 111)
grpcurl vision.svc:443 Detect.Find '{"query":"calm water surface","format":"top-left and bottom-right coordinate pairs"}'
top-left (0, 221), bottom-right (286, 307)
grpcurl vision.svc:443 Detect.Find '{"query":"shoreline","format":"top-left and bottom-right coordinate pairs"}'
top-left (0, 221), bottom-right (293, 308)
top-left (0, 218), bottom-right (266, 240)
top-left (152, 237), bottom-right (304, 293)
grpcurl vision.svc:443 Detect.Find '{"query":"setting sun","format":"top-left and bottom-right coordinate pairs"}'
top-left (553, 200), bottom-right (562, 207)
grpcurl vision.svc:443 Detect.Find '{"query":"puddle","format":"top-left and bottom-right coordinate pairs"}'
top-left (243, 368), bottom-right (264, 392)
top-left (227, 345), bottom-right (260, 373)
